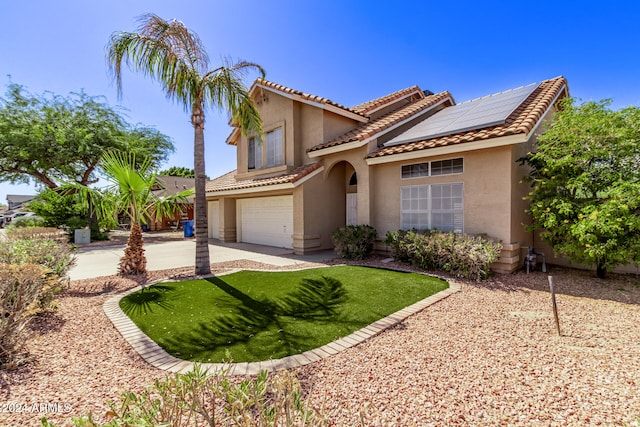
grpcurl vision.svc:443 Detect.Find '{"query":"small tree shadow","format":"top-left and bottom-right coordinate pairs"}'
top-left (65, 279), bottom-right (119, 297)
top-left (163, 275), bottom-right (349, 360)
top-left (120, 284), bottom-right (175, 316)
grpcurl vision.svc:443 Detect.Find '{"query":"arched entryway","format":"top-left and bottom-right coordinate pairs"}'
top-left (326, 160), bottom-right (358, 228)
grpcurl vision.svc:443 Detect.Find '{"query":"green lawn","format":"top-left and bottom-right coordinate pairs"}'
top-left (120, 266), bottom-right (448, 363)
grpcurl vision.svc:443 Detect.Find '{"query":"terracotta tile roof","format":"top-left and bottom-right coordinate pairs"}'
top-left (368, 76), bottom-right (568, 159)
top-left (256, 80), bottom-right (368, 119)
top-left (351, 86), bottom-right (424, 115)
top-left (206, 163), bottom-right (323, 193)
top-left (153, 176), bottom-right (194, 196)
top-left (307, 91), bottom-right (454, 153)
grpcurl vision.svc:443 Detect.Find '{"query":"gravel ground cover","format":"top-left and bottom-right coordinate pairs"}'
top-left (1, 257), bottom-right (639, 426)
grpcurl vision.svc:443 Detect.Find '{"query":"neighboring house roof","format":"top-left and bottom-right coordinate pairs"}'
top-left (152, 176), bottom-right (195, 201)
top-left (206, 163), bottom-right (323, 194)
top-left (7, 194), bottom-right (36, 203)
top-left (368, 76), bottom-right (568, 159)
top-left (307, 91), bottom-right (454, 154)
top-left (6, 194), bottom-right (36, 210)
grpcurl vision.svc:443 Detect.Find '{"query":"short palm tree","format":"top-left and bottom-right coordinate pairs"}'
top-left (69, 150), bottom-right (194, 275)
top-left (107, 14), bottom-right (264, 275)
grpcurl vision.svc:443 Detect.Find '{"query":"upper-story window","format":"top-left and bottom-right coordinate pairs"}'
top-left (431, 158), bottom-right (463, 176)
top-left (248, 137), bottom-right (262, 169)
top-left (266, 127), bottom-right (283, 167)
top-left (401, 158), bottom-right (463, 178)
top-left (248, 127), bottom-right (283, 170)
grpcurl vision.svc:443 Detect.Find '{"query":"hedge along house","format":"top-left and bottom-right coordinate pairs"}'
top-left (206, 76), bottom-right (569, 273)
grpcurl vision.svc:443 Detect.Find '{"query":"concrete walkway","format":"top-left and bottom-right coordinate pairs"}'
top-left (70, 238), bottom-right (336, 281)
top-left (76, 237), bottom-right (460, 375)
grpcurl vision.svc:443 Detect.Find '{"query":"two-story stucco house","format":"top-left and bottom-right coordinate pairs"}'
top-left (205, 76), bottom-right (569, 273)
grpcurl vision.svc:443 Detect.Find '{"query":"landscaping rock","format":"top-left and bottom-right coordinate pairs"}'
top-left (1, 260), bottom-right (639, 426)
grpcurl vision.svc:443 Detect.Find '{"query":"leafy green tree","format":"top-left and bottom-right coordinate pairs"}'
top-left (28, 189), bottom-right (85, 227)
top-left (0, 82), bottom-right (174, 189)
top-left (524, 98), bottom-right (640, 278)
top-left (67, 150), bottom-right (193, 275)
top-left (28, 189), bottom-right (112, 241)
top-left (159, 166), bottom-right (195, 178)
top-left (107, 13), bottom-right (264, 275)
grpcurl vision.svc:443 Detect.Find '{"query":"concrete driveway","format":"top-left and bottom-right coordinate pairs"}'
top-left (70, 239), bottom-right (336, 280)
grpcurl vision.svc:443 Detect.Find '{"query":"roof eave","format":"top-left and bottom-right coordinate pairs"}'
top-left (206, 165), bottom-right (324, 196)
top-left (206, 182), bottom-right (296, 196)
top-left (366, 133), bottom-right (528, 165)
top-left (259, 84), bottom-right (368, 122)
top-left (308, 96), bottom-right (454, 158)
top-left (360, 88), bottom-right (425, 116)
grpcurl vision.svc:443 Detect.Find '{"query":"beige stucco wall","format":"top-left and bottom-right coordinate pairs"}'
top-left (321, 146), bottom-right (372, 225)
top-left (370, 147), bottom-right (515, 243)
top-left (236, 90), bottom-right (359, 178)
top-left (293, 168), bottom-right (346, 252)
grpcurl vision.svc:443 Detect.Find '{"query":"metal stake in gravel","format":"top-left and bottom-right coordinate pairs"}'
top-left (548, 275), bottom-right (561, 336)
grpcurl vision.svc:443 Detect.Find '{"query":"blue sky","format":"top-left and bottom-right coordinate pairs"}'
top-left (1, 0), bottom-right (639, 202)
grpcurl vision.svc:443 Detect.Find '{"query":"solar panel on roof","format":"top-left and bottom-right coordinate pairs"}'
top-left (384, 82), bottom-right (539, 147)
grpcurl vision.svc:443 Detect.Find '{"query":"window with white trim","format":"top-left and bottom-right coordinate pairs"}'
top-left (248, 127), bottom-right (283, 170)
top-left (400, 183), bottom-right (463, 233)
top-left (248, 137), bottom-right (262, 170)
top-left (431, 158), bottom-right (463, 176)
top-left (266, 127), bottom-right (283, 167)
top-left (401, 157), bottom-right (463, 178)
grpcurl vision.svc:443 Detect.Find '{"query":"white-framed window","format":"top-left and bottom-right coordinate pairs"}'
top-left (401, 157), bottom-right (463, 179)
top-left (401, 162), bottom-right (429, 179)
top-left (431, 158), bottom-right (463, 176)
top-left (248, 127), bottom-right (283, 169)
top-left (400, 183), bottom-right (463, 233)
top-left (248, 137), bottom-right (262, 170)
top-left (266, 127), bottom-right (283, 167)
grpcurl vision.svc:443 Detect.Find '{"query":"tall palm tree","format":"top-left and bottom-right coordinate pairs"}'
top-left (106, 14), bottom-right (264, 275)
top-left (69, 150), bottom-right (194, 275)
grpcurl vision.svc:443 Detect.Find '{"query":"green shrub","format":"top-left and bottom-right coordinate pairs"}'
top-left (5, 227), bottom-right (68, 244)
top-left (0, 264), bottom-right (55, 368)
top-left (331, 225), bottom-right (378, 260)
top-left (384, 230), bottom-right (502, 281)
top-left (0, 228), bottom-right (76, 312)
top-left (1, 231), bottom-right (76, 278)
top-left (382, 229), bottom-right (413, 263)
top-left (8, 214), bottom-right (45, 228)
top-left (43, 365), bottom-right (336, 426)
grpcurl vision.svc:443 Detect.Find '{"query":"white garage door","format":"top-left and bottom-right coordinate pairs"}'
top-left (238, 196), bottom-right (293, 248)
top-left (207, 201), bottom-right (219, 239)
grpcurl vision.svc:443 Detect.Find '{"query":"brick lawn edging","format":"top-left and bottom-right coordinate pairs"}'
top-left (103, 266), bottom-right (461, 375)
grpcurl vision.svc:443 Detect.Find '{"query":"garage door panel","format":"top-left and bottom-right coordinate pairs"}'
top-left (238, 196), bottom-right (293, 248)
top-left (208, 201), bottom-right (219, 239)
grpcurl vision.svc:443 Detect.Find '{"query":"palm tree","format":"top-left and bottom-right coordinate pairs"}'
top-left (68, 150), bottom-right (194, 275)
top-left (106, 14), bottom-right (264, 275)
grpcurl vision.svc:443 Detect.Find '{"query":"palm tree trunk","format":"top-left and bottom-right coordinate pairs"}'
top-left (193, 106), bottom-right (211, 275)
top-left (119, 223), bottom-right (146, 275)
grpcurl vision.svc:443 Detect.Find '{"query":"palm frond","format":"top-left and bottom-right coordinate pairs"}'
top-left (106, 14), bottom-right (208, 109)
top-left (147, 187), bottom-right (194, 223)
top-left (201, 63), bottom-right (263, 136)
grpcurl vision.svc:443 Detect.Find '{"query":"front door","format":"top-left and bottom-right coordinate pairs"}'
top-left (346, 193), bottom-right (357, 226)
